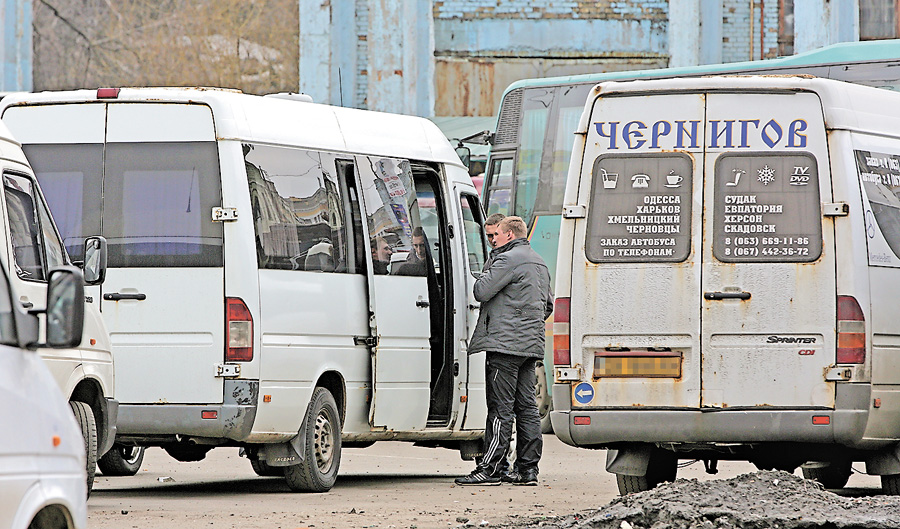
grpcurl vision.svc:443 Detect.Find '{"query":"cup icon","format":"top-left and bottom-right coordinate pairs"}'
top-left (601, 168), bottom-right (618, 189)
top-left (666, 173), bottom-right (683, 187)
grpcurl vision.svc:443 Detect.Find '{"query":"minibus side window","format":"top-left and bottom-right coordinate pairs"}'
top-left (459, 193), bottom-right (487, 274)
top-left (856, 149), bottom-right (900, 263)
top-left (4, 174), bottom-right (47, 281)
top-left (246, 144), bottom-right (351, 273)
top-left (357, 156), bottom-right (423, 276)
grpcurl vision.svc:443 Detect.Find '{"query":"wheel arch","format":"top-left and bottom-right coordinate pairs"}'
top-left (70, 376), bottom-right (111, 455)
top-left (315, 370), bottom-right (346, 426)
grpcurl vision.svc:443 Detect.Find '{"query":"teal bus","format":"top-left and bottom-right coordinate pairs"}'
top-left (480, 40), bottom-right (900, 432)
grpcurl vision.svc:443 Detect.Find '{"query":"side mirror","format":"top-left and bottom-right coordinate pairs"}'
top-left (83, 236), bottom-right (107, 285)
top-left (455, 142), bottom-right (471, 169)
top-left (45, 266), bottom-right (85, 348)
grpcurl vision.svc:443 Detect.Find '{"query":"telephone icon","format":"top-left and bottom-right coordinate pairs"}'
top-left (631, 174), bottom-right (650, 188)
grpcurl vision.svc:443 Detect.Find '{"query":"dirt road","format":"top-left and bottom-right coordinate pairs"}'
top-left (87, 436), bottom-right (883, 529)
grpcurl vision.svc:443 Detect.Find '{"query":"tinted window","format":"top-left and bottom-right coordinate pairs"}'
top-left (23, 144), bottom-right (103, 261)
top-left (4, 174), bottom-right (46, 280)
top-left (246, 144), bottom-right (350, 272)
top-left (857, 149), bottom-right (900, 262)
top-left (103, 142), bottom-right (223, 267)
top-left (357, 156), bottom-right (424, 276)
top-left (586, 154), bottom-right (693, 263)
top-left (713, 153), bottom-right (821, 263)
top-left (484, 157), bottom-right (513, 217)
top-left (459, 193), bottom-right (487, 274)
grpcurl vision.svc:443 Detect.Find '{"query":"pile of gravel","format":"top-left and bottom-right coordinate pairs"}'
top-left (511, 470), bottom-right (900, 529)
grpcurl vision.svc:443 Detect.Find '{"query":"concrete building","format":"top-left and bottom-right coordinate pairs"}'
top-left (299, 0), bottom-right (893, 119)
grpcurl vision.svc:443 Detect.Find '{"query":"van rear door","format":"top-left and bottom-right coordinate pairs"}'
top-left (700, 92), bottom-right (836, 408)
top-left (5, 102), bottom-right (226, 405)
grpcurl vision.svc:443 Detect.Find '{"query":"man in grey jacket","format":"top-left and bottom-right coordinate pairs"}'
top-left (455, 216), bottom-right (553, 486)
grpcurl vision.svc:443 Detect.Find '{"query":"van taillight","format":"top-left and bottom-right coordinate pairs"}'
top-left (553, 297), bottom-right (571, 365)
top-left (226, 297), bottom-right (253, 362)
top-left (97, 88), bottom-right (120, 99)
top-left (837, 295), bottom-right (865, 364)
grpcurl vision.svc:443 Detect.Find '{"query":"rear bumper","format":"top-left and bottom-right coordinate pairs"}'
top-left (551, 383), bottom-right (869, 448)
top-left (116, 380), bottom-right (258, 442)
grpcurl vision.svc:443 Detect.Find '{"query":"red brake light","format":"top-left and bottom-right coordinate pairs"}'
top-left (226, 297), bottom-right (253, 362)
top-left (97, 88), bottom-right (120, 99)
top-left (553, 297), bottom-right (571, 365)
top-left (836, 295), bottom-right (865, 364)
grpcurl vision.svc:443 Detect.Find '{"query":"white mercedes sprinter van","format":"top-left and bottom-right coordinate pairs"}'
top-left (0, 88), bottom-right (491, 492)
top-left (0, 120), bottom-right (115, 495)
top-left (553, 76), bottom-right (900, 495)
top-left (0, 249), bottom-right (90, 529)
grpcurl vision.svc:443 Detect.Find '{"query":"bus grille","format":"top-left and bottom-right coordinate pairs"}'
top-left (494, 88), bottom-right (522, 146)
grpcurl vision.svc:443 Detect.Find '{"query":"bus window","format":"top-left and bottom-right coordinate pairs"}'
top-left (515, 88), bottom-right (554, 224)
top-left (459, 194), bottom-right (487, 274)
top-left (484, 157), bottom-right (513, 217)
top-left (538, 83), bottom-right (593, 217)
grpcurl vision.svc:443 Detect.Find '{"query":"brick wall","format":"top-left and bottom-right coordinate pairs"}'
top-left (434, 0), bottom-right (667, 21)
top-left (722, 0), bottom-right (781, 63)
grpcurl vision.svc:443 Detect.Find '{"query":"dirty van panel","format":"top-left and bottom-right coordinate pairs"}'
top-left (700, 92), bottom-right (836, 409)
top-left (570, 93), bottom-right (705, 410)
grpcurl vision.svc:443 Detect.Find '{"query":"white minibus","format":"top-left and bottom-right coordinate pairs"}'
top-left (553, 75), bottom-right (900, 495)
top-left (0, 88), bottom-right (491, 492)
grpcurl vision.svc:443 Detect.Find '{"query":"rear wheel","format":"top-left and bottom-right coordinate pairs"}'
top-left (615, 449), bottom-right (677, 495)
top-left (801, 460), bottom-right (852, 489)
top-left (70, 401), bottom-right (98, 496)
top-left (283, 387), bottom-right (342, 492)
top-left (882, 474), bottom-right (900, 495)
top-left (98, 444), bottom-right (145, 476)
top-left (250, 458), bottom-right (283, 477)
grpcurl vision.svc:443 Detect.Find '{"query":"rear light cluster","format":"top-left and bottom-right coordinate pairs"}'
top-left (226, 297), bottom-right (253, 362)
top-left (553, 297), bottom-right (571, 365)
top-left (836, 295), bottom-right (865, 364)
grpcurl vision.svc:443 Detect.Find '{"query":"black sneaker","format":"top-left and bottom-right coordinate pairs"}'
top-left (500, 471), bottom-right (519, 484)
top-left (514, 469), bottom-right (539, 486)
top-left (454, 470), bottom-right (501, 486)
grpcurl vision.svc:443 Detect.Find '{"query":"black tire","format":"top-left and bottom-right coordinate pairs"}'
top-left (70, 401), bottom-right (98, 497)
top-left (883, 474), bottom-right (900, 495)
top-left (283, 387), bottom-right (342, 492)
top-left (97, 444), bottom-right (145, 476)
top-left (251, 458), bottom-right (283, 477)
top-left (802, 460), bottom-right (852, 489)
top-left (615, 449), bottom-right (677, 495)
top-left (535, 361), bottom-right (553, 434)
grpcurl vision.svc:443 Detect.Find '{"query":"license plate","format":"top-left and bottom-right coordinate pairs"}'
top-left (593, 352), bottom-right (682, 378)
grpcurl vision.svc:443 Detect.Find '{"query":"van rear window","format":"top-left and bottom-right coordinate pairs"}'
top-left (26, 142), bottom-right (223, 267)
top-left (586, 154), bottom-right (693, 263)
top-left (712, 153), bottom-right (821, 263)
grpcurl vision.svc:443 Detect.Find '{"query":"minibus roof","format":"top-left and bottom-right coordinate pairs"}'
top-left (0, 88), bottom-right (467, 171)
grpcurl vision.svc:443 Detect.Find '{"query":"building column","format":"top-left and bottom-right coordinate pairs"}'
top-left (299, 0), bottom-right (332, 104)
top-left (367, 0), bottom-right (434, 117)
top-left (794, 0), bottom-right (859, 53)
top-left (0, 0), bottom-right (31, 92)
top-left (668, 0), bottom-right (701, 67)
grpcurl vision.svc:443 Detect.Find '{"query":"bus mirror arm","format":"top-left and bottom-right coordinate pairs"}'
top-left (459, 130), bottom-right (494, 146)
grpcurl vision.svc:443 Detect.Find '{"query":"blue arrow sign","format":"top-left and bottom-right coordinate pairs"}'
top-left (574, 382), bottom-right (594, 404)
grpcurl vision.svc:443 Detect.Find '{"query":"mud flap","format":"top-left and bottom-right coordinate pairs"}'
top-left (260, 426), bottom-right (307, 467)
top-left (606, 445), bottom-right (653, 476)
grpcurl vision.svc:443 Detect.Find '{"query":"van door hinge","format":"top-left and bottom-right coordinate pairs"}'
top-left (354, 335), bottom-right (379, 347)
top-left (823, 203), bottom-right (849, 217)
top-left (215, 363), bottom-right (241, 378)
top-left (563, 205), bottom-right (586, 219)
top-left (212, 207), bottom-right (239, 222)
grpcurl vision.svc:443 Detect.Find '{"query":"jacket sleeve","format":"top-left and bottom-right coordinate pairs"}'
top-left (474, 253), bottom-right (516, 302)
top-left (544, 272), bottom-right (554, 320)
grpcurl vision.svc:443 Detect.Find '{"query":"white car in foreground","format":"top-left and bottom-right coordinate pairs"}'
top-left (0, 265), bottom-right (88, 529)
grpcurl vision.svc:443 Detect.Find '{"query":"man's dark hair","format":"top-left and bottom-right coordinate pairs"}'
top-left (485, 213), bottom-right (506, 226)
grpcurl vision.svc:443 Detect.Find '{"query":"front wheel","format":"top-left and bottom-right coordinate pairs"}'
top-left (98, 444), bottom-right (145, 476)
top-left (283, 387), bottom-right (342, 492)
top-left (70, 401), bottom-right (98, 496)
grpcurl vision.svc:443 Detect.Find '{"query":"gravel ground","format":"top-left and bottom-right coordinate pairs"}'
top-left (499, 470), bottom-right (900, 529)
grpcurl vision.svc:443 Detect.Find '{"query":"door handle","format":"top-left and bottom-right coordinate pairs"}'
top-left (20, 301), bottom-right (33, 309)
top-left (416, 300), bottom-right (430, 308)
top-left (468, 303), bottom-right (480, 310)
top-left (704, 291), bottom-right (751, 300)
top-left (103, 293), bottom-right (147, 301)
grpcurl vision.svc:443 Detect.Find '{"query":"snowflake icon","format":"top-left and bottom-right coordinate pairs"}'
top-left (757, 165), bottom-right (776, 186)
